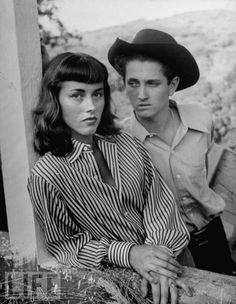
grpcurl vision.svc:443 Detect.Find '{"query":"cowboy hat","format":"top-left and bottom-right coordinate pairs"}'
top-left (108, 29), bottom-right (200, 91)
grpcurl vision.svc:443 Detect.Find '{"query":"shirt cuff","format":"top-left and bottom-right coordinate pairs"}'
top-left (108, 241), bottom-right (135, 268)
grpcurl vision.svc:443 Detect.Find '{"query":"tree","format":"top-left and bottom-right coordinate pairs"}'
top-left (37, 0), bottom-right (82, 48)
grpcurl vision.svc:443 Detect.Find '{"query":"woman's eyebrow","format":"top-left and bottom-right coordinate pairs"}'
top-left (69, 88), bottom-right (85, 92)
top-left (93, 88), bottom-right (104, 92)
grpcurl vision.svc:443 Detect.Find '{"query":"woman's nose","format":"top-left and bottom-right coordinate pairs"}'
top-left (85, 96), bottom-right (96, 112)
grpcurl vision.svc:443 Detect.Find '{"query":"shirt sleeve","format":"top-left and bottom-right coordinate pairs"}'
top-left (27, 174), bottom-right (135, 269)
top-left (134, 139), bottom-right (190, 257)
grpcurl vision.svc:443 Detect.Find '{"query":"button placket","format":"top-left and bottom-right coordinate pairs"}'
top-left (87, 150), bottom-right (101, 180)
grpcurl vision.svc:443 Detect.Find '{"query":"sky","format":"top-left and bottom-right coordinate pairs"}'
top-left (57, 0), bottom-right (236, 32)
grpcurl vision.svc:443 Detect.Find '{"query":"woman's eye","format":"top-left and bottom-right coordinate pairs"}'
top-left (71, 93), bottom-right (83, 100)
top-left (93, 92), bottom-right (104, 99)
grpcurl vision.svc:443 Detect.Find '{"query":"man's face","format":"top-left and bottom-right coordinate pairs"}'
top-left (125, 60), bottom-right (172, 121)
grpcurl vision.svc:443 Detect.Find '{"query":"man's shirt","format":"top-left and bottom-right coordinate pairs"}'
top-left (28, 132), bottom-right (189, 268)
top-left (124, 101), bottom-right (225, 232)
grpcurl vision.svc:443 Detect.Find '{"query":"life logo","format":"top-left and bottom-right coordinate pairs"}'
top-left (4, 271), bottom-right (62, 300)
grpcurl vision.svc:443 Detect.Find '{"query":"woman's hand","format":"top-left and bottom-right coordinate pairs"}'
top-left (129, 244), bottom-right (180, 283)
top-left (141, 276), bottom-right (172, 304)
top-left (141, 275), bottom-right (193, 304)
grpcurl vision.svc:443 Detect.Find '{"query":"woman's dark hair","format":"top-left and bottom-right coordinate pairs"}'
top-left (114, 53), bottom-right (176, 84)
top-left (33, 52), bottom-right (120, 156)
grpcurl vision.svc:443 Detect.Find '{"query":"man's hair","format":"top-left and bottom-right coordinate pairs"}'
top-left (114, 53), bottom-right (176, 84)
top-left (33, 52), bottom-right (120, 156)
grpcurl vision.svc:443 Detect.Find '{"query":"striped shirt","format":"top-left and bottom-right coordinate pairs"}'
top-left (28, 132), bottom-right (189, 269)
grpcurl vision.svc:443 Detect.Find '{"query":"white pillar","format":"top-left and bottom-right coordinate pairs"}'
top-left (0, 0), bottom-right (41, 259)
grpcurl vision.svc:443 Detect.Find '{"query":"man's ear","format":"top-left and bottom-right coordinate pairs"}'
top-left (169, 76), bottom-right (180, 96)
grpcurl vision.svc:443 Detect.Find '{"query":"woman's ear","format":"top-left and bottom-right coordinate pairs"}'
top-left (169, 76), bottom-right (180, 96)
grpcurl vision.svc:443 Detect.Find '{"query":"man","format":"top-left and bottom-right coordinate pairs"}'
top-left (108, 28), bottom-right (236, 279)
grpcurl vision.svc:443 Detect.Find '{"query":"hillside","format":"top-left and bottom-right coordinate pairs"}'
top-left (49, 9), bottom-right (236, 147)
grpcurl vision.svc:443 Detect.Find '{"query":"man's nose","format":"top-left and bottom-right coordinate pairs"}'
top-left (138, 85), bottom-right (148, 100)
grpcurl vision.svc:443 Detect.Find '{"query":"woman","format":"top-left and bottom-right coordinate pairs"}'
top-left (28, 52), bottom-right (191, 304)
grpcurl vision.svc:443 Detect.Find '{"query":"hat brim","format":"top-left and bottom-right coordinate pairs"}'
top-left (108, 38), bottom-right (200, 91)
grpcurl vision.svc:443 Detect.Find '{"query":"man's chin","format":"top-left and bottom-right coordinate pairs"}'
top-left (135, 110), bottom-right (154, 119)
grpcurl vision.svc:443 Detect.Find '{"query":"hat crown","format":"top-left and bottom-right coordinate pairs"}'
top-left (132, 29), bottom-right (177, 45)
top-left (108, 28), bottom-right (200, 91)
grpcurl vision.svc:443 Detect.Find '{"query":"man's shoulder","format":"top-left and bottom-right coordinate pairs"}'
top-left (178, 103), bottom-right (212, 120)
top-left (178, 103), bottom-right (212, 130)
top-left (112, 130), bottom-right (142, 147)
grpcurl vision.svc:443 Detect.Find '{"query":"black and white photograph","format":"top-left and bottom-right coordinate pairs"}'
top-left (0, 0), bottom-right (236, 303)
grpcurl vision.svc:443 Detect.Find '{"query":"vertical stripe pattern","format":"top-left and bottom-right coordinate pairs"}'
top-left (28, 132), bottom-right (189, 269)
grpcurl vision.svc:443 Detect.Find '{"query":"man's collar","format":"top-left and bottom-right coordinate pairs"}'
top-left (130, 100), bottom-right (210, 143)
top-left (171, 100), bottom-right (210, 133)
top-left (130, 112), bottom-right (150, 143)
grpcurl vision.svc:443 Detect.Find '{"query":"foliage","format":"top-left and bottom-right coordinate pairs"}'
top-left (0, 259), bottom-right (236, 304)
top-left (202, 65), bottom-right (236, 149)
top-left (0, 233), bottom-right (144, 304)
top-left (37, 0), bottom-right (82, 48)
top-left (0, 232), bottom-right (15, 269)
top-left (0, 258), bottom-right (149, 304)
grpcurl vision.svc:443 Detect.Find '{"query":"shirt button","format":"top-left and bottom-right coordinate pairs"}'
top-left (190, 213), bottom-right (194, 218)
top-left (182, 197), bottom-right (187, 201)
top-left (171, 150), bottom-right (175, 155)
top-left (84, 146), bottom-right (88, 151)
top-left (124, 211), bottom-right (128, 217)
top-left (176, 174), bottom-right (181, 179)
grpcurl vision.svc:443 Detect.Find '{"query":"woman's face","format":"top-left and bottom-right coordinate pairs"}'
top-left (58, 81), bottom-right (105, 142)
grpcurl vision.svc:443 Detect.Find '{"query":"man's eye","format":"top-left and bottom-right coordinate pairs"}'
top-left (127, 81), bottom-right (139, 87)
top-left (148, 81), bottom-right (159, 87)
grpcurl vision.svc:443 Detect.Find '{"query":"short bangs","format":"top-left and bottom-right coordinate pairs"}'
top-left (57, 53), bottom-right (108, 84)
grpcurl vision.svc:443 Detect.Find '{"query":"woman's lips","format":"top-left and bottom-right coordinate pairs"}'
top-left (83, 117), bottom-right (98, 124)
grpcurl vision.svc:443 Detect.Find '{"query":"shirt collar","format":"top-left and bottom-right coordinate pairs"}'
top-left (130, 100), bottom-right (210, 143)
top-left (67, 134), bottom-right (115, 163)
top-left (170, 100), bottom-right (210, 134)
top-left (130, 111), bottom-right (150, 142)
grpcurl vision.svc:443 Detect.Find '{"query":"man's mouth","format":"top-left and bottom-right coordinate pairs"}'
top-left (136, 104), bottom-right (151, 109)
